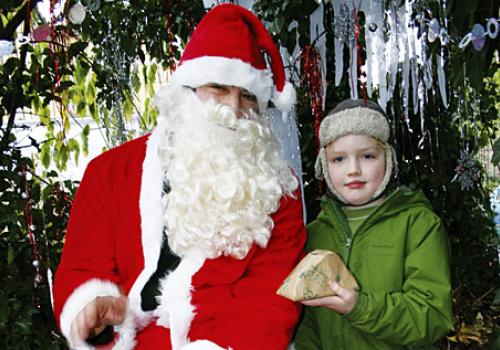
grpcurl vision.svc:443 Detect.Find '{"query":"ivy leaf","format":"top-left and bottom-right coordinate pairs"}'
top-left (40, 142), bottom-right (51, 169)
top-left (492, 138), bottom-right (500, 166)
top-left (7, 246), bottom-right (14, 265)
top-left (68, 41), bottom-right (88, 57)
top-left (82, 124), bottom-right (90, 155)
top-left (14, 320), bottom-right (31, 332)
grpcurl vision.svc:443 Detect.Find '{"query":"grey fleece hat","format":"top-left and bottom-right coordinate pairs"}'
top-left (315, 99), bottom-right (398, 204)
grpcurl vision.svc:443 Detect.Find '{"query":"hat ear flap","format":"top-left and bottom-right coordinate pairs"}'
top-left (389, 145), bottom-right (399, 179)
top-left (315, 149), bottom-right (324, 180)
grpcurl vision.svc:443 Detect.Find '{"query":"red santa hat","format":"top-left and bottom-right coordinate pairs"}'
top-left (170, 3), bottom-right (296, 112)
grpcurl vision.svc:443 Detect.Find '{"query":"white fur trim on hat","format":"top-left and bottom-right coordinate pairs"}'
top-left (319, 107), bottom-right (390, 148)
top-left (371, 145), bottom-right (396, 199)
top-left (171, 56), bottom-right (274, 111)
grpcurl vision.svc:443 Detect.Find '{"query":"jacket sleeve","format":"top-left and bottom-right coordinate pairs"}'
top-left (52, 156), bottom-right (122, 342)
top-left (345, 211), bottom-right (453, 347)
top-left (207, 190), bottom-right (307, 350)
top-left (294, 306), bottom-right (322, 350)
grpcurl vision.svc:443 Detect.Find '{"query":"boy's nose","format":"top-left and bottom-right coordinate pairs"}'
top-left (348, 159), bottom-right (361, 176)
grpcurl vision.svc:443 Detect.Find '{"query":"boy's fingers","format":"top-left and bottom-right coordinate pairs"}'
top-left (301, 295), bottom-right (339, 307)
top-left (328, 281), bottom-right (348, 299)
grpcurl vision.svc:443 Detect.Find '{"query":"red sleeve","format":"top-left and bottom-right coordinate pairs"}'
top-left (52, 156), bottom-right (123, 340)
top-left (199, 189), bottom-right (306, 349)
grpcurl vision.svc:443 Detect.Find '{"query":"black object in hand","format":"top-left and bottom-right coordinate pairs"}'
top-left (86, 325), bottom-right (114, 346)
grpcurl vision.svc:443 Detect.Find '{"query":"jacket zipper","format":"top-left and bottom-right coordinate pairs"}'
top-left (326, 200), bottom-right (353, 263)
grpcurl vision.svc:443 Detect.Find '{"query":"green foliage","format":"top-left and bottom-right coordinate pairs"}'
top-left (0, 146), bottom-right (75, 349)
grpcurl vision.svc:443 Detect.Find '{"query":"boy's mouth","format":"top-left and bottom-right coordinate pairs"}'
top-left (345, 181), bottom-right (366, 189)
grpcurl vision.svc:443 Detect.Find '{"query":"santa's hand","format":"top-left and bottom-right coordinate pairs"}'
top-left (301, 281), bottom-right (357, 314)
top-left (70, 295), bottom-right (127, 347)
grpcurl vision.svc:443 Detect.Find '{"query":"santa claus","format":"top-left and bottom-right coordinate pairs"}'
top-left (53, 4), bottom-right (306, 350)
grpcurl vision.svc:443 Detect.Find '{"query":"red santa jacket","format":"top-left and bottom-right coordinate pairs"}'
top-left (53, 129), bottom-right (306, 350)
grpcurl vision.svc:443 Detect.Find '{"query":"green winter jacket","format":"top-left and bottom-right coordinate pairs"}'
top-left (295, 187), bottom-right (452, 350)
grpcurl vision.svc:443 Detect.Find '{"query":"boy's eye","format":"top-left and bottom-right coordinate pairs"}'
top-left (362, 153), bottom-right (377, 160)
top-left (329, 156), bottom-right (344, 163)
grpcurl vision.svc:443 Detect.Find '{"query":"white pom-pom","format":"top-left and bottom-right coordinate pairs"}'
top-left (272, 81), bottom-right (296, 112)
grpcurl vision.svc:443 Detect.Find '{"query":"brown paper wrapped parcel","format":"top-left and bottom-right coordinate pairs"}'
top-left (276, 249), bottom-right (358, 301)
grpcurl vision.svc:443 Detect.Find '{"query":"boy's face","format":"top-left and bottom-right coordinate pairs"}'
top-left (325, 134), bottom-right (386, 205)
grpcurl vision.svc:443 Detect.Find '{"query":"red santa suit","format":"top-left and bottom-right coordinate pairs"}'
top-left (53, 124), bottom-right (306, 349)
top-left (53, 5), bottom-right (305, 349)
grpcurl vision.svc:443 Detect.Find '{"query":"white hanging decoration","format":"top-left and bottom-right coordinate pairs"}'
top-left (408, 11), bottom-right (422, 115)
top-left (436, 53), bottom-right (447, 108)
top-left (69, 1), bottom-right (86, 25)
top-left (459, 18), bottom-right (499, 50)
top-left (269, 108), bottom-right (306, 222)
top-left (470, 23), bottom-right (486, 51)
top-left (385, 4), bottom-right (399, 102)
top-left (437, 0), bottom-right (449, 108)
top-left (0, 40), bottom-right (14, 58)
top-left (428, 18), bottom-right (440, 43)
top-left (486, 17), bottom-right (499, 39)
top-left (235, 0), bottom-right (256, 9)
top-left (324, 0), bottom-right (455, 114)
top-left (424, 56), bottom-right (433, 91)
top-left (332, 0), bottom-right (353, 87)
top-left (15, 35), bottom-right (30, 46)
top-left (47, 268), bottom-right (55, 309)
top-left (399, 3), bottom-right (410, 120)
top-left (287, 20), bottom-right (301, 81)
top-left (309, 2), bottom-right (327, 110)
top-left (417, 20), bottom-right (428, 143)
top-left (343, 0), bottom-right (358, 100)
top-left (361, 0), bottom-right (386, 108)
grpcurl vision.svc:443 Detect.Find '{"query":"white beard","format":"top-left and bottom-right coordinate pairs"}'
top-left (154, 85), bottom-right (298, 260)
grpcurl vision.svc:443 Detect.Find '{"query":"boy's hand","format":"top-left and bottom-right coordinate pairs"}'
top-left (70, 295), bottom-right (127, 347)
top-left (301, 281), bottom-right (358, 314)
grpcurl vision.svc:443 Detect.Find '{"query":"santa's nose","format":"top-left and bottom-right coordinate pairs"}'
top-left (223, 89), bottom-right (243, 118)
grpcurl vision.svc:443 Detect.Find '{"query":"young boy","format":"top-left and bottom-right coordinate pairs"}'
top-left (294, 99), bottom-right (452, 349)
